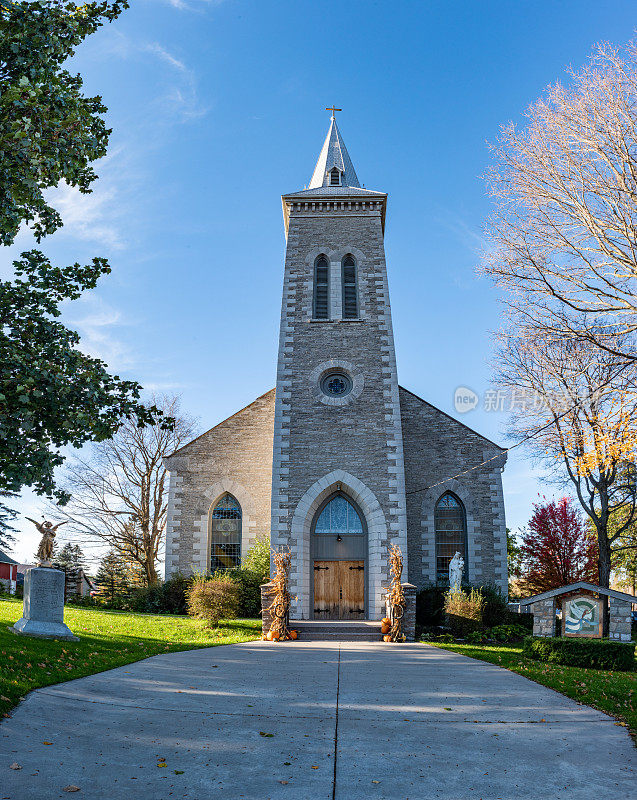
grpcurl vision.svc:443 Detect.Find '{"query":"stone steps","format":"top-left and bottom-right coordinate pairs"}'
top-left (290, 620), bottom-right (383, 642)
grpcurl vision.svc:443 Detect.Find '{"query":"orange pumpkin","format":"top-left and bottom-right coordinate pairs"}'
top-left (381, 617), bottom-right (391, 626)
top-left (289, 629), bottom-right (298, 640)
top-left (383, 634), bottom-right (392, 643)
top-left (266, 630), bottom-right (274, 641)
top-left (271, 629), bottom-right (281, 640)
top-left (380, 623), bottom-right (390, 635)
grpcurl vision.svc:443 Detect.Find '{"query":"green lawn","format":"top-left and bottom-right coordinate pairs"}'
top-left (428, 640), bottom-right (637, 740)
top-left (0, 598), bottom-right (260, 717)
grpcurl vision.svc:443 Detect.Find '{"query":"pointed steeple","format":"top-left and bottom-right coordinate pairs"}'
top-left (308, 112), bottom-right (361, 189)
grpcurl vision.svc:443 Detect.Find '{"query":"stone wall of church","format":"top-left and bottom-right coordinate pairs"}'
top-left (164, 389), bottom-right (275, 579)
top-left (271, 200), bottom-right (409, 619)
top-left (399, 387), bottom-right (508, 595)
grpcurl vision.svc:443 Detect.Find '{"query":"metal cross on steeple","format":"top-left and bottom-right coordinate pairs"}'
top-left (325, 105), bottom-right (342, 119)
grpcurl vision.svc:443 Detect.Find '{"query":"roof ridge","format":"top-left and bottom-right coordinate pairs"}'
top-left (398, 385), bottom-right (505, 451)
top-left (165, 388), bottom-right (275, 460)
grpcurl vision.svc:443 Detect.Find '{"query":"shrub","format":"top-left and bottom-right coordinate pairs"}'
top-left (129, 574), bottom-right (190, 615)
top-left (511, 612), bottom-right (534, 632)
top-left (187, 575), bottom-right (241, 627)
top-left (479, 584), bottom-right (509, 627)
top-left (225, 569), bottom-right (262, 617)
top-left (444, 588), bottom-right (485, 637)
top-left (420, 631), bottom-right (455, 643)
top-left (416, 585), bottom-right (446, 627)
top-left (466, 630), bottom-right (488, 644)
top-left (523, 636), bottom-right (636, 671)
top-left (488, 623), bottom-right (529, 642)
top-left (65, 594), bottom-right (101, 608)
top-left (242, 536), bottom-right (271, 585)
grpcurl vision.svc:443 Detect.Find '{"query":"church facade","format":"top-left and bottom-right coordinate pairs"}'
top-left (164, 115), bottom-right (508, 620)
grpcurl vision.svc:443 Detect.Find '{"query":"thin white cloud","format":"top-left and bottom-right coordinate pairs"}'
top-left (46, 181), bottom-right (123, 249)
top-left (144, 42), bottom-right (187, 72)
top-left (142, 42), bottom-right (207, 121)
top-left (64, 293), bottom-right (136, 370)
top-left (92, 30), bottom-right (208, 122)
top-left (161, 0), bottom-right (228, 11)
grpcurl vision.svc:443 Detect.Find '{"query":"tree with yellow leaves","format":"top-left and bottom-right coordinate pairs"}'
top-left (495, 326), bottom-right (637, 628)
top-left (485, 39), bottom-right (637, 365)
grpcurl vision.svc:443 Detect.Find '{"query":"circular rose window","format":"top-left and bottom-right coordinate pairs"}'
top-left (321, 372), bottom-right (352, 398)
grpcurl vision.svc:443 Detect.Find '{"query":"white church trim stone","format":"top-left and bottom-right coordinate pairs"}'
top-left (164, 114), bottom-right (508, 617)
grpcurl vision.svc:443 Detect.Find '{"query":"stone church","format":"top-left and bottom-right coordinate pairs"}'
top-left (165, 113), bottom-right (508, 621)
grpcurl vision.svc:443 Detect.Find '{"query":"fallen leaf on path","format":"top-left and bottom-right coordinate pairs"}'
top-left (280, 780), bottom-right (288, 784)
top-left (62, 786), bottom-right (80, 793)
top-left (259, 732), bottom-right (274, 737)
top-left (43, 741), bottom-right (53, 745)
top-left (174, 770), bottom-right (185, 775)
top-left (9, 763), bottom-right (21, 770)
top-left (311, 766), bottom-right (319, 769)
top-left (372, 779), bottom-right (380, 783)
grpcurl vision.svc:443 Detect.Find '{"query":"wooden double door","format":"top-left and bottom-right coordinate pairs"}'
top-left (313, 560), bottom-right (365, 620)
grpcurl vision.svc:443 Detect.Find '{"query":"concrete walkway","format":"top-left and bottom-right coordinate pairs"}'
top-left (1, 642), bottom-right (635, 799)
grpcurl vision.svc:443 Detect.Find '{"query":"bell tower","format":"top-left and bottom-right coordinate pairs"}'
top-left (270, 111), bottom-right (408, 620)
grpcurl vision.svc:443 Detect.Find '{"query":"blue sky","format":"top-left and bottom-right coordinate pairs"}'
top-left (4, 0), bottom-right (637, 565)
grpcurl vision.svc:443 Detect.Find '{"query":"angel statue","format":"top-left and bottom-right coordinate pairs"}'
top-left (26, 518), bottom-right (67, 566)
top-left (449, 551), bottom-right (464, 591)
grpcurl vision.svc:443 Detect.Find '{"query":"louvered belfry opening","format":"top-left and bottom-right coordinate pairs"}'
top-left (314, 255), bottom-right (329, 319)
top-left (329, 167), bottom-right (341, 186)
top-left (342, 254), bottom-right (358, 319)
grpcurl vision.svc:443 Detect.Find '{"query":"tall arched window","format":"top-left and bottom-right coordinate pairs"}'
top-left (313, 493), bottom-right (364, 535)
top-left (210, 493), bottom-right (242, 571)
top-left (435, 493), bottom-right (467, 582)
top-left (313, 255), bottom-right (329, 319)
top-left (341, 254), bottom-right (358, 319)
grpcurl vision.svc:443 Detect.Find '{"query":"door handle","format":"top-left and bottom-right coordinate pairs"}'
top-left (339, 587), bottom-right (342, 600)
top-left (314, 565), bottom-right (329, 571)
top-left (349, 565), bottom-right (364, 571)
top-left (350, 608), bottom-right (365, 613)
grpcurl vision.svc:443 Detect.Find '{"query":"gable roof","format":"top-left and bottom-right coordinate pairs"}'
top-left (399, 385), bottom-right (506, 451)
top-left (0, 548), bottom-right (17, 565)
top-left (165, 388), bottom-right (275, 460)
top-left (519, 582), bottom-right (636, 605)
top-left (166, 384), bottom-right (505, 464)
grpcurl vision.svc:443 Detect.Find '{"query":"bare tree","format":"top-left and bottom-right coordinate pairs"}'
top-left (54, 396), bottom-right (196, 585)
top-left (484, 40), bottom-right (637, 362)
top-left (495, 327), bottom-right (637, 629)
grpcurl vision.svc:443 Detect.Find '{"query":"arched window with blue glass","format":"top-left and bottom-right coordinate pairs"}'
top-left (313, 493), bottom-right (364, 537)
top-left (434, 492), bottom-right (467, 582)
top-left (210, 493), bottom-right (242, 571)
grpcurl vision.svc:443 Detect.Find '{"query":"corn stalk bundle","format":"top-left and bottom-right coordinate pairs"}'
top-left (386, 543), bottom-right (406, 642)
top-left (267, 549), bottom-right (292, 641)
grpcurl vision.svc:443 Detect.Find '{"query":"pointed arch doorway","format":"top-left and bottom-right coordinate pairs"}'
top-left (310, 492), bottom-right (367, 620)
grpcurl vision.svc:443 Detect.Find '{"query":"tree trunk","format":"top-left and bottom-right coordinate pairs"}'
top-left (597, 519), bottom-right (612, 636)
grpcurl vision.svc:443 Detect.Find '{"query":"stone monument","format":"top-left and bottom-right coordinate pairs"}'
top-left (11, 519), bottom-right (78, 641)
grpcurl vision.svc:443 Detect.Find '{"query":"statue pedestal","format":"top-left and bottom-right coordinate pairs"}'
top-left (11, 567), bottom-right (78, 641)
